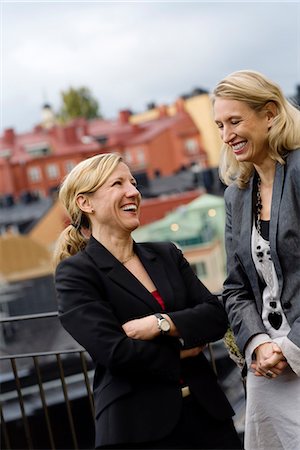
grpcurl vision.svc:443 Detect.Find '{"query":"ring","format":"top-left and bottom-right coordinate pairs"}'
top-left (266, 371), bottom-right (273, 378)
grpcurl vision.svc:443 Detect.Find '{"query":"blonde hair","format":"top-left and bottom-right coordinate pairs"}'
top-left (53, 153), bottom-right (122, 266)
top-left (212, 70), bottom-right (300, 188)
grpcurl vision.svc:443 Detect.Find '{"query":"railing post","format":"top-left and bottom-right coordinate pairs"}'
top-left (80, 352), bottom-right (95, 419)
top-left (10, 358), bottom-right (33, 449)
top-left (56, 354), bottom-right (79, 450)
top-left (1, 404), bottom-right (11, 449)
top-left (32, 356), bottom-right (56, 450)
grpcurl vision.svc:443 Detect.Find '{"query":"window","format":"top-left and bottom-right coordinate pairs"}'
top-left (65, 161), bottom-right (76, 174)
top-left (136, 149), bottom-right (145, 165)
top-left (0, 149), bottom-right (11, 158)
top-left (184, 138), bottom-right (199, 155)
top-left (196, 261), bottom-right (207, 277)
top-left (28, 167), bottom-right (41, 183)
top-left (25, 142), bottom-right (50, 157)
top-left (124, 150), bottom-right (133, 165)
top-left (46, 164), bottom-right (59, 180)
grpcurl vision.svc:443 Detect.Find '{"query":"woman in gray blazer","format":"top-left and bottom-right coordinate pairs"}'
top-left (213, 70), bottom-right (300, 450)
top-left (54, 153), bottom-right (241, 449)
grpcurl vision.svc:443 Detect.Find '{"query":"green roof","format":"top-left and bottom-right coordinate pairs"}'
top-left (133, 193), bottom-right (226, 248)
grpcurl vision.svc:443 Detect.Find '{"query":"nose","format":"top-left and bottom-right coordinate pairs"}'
top-left (222, 125), bottom-right (236, 145)
top-left (126, 182), bottom-right (140, 197)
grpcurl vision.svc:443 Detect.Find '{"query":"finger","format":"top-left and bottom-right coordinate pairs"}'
top-left (274, 361), bottom-right (288, 370)
top-left (265, 370), bottom-right (274, 379)
top-left (272, 343), bottom-right (282, 353)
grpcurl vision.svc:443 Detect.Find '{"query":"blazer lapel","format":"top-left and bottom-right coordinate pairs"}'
top-left (239, 176), bottom-right (262, 297)
top-left (134, 244), bottom-right (174, 311)
top-left (85, 237), bottom-right (169, 312)
top-left (270, 162), bottom-right (285, 295)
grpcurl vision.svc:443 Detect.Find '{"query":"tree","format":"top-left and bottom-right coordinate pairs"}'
top-left (59, 86), bottom-right (101, 122)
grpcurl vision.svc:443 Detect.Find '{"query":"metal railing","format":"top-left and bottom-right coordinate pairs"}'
top-left (0, 311), bottom-right (236, 450)
top-left (0, 312), bottom-right (95, 450)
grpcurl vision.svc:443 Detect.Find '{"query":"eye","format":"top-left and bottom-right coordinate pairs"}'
top-left (216, 122), bottom-right (223, 129)
top-left (231, 119), bottom-right (240, 125)
top-left (112, 180), bottom-right (122, 186)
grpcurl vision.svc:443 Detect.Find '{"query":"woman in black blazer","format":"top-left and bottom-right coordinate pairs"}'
top-left (54, 153), bottom-right (241, 449)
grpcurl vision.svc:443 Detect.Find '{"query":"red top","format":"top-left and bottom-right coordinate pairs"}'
top-left (151, 290), bottom-right (166, 310)
top-left (152, 289), bottom-right (185, 385)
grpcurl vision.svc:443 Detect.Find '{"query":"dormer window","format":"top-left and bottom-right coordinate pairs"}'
top-left (25, 142), bottom-right (50, 157)
top-left (94, 135), bottom-right (108, 146)
top-left (0, 148), bottom-right (12, 158)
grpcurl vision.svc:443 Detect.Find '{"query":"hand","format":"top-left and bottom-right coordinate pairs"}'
top-left (251, 342), bottom-right (288, 378)
top-left (180, 345), bottom-right (206, 359)
top-left (122, 315), bottom-right (158, 340)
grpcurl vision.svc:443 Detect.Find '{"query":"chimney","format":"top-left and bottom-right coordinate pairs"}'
top-left (175, 98), bottom-right (185, 113)
top-left (3, 128), bottom-right (15, 145)
top-left (119, 110), bottom-right (131, 124)
top-left (158, 105), bottom-right (168, 117)
top-left (34, 125), bottom-right (43, 133)
top-left (63, 124), bottom-right (78, 145)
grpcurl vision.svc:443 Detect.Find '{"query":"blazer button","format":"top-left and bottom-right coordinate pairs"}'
top-left (283, 301), bottom-right (292, 309)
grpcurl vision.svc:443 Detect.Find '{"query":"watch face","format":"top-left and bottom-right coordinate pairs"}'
top-left (160, 319), bottom-right (170, 332)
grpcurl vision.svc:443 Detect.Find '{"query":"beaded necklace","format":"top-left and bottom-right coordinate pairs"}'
top-left (256, 176), bottom-right (263, 236)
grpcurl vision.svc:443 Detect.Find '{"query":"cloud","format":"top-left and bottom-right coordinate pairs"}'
top-left (1, 1), bottom-right (299, 132)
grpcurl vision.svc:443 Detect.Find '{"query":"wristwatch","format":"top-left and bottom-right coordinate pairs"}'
top-left (155, 313), bottom-right (171, 334)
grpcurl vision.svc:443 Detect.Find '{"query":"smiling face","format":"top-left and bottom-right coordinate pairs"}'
top-left (78, 161), bottom-right (141, 239)
top-left (213, 98), bottom-right (274, 165)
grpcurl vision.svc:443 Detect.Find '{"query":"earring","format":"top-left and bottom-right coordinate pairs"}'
top-left (90, 209), bottom-right (95, 214)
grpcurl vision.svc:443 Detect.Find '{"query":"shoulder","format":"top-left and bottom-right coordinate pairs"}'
top-left (55, 249), bottom-right (92, 277)
top-left (224, 182), bottom-right (246, 205)
top-left (285, 148), bottom-right (300, 168)
top-left (136, 241), bottom-right (182, 262)
top-left (284, 148), bottom-right (300, 185)
top-left (137, 241), bottom-right (179, 254)
top-left (224, 183), bottom-right (238, 200)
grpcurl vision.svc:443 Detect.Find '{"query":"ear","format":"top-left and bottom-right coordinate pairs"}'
top-left (76, 194), bottom-right (94, 214)
top-left (265, 101), bottom-right (277, 128)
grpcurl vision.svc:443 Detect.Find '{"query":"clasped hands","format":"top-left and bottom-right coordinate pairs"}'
top-left (122, 315), bottom-right (206, 360)
top-left (251, 342), bottom-right (288, 379)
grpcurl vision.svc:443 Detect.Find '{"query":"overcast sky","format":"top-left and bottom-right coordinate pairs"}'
top-left (1, 1), bottom-right (299, 133)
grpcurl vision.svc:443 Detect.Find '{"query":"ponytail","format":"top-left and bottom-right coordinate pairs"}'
top-left (53, 223), bottom-right (90, 268)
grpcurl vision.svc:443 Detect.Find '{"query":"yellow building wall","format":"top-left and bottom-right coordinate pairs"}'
top-left (184, 95), bottom-right (223, 167)
top-left (129, 94), bottom-right (223, 168)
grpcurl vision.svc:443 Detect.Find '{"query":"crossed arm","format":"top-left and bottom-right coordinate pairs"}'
top-left (122, 314), bottom-right (206, 360)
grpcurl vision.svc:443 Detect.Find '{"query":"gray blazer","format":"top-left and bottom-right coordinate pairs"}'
top-left (223, 149), bottom-right (300, 354)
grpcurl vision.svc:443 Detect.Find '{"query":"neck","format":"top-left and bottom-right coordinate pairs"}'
top-left (92, 231), bottom-right (134, 262)
top-left (254, 159), bottom-right (276, 187)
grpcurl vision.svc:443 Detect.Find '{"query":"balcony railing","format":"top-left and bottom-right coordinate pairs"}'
top-left (0, 312), bottom-right (96, 450)
top-left (0, 311), bottom-right (245, 449)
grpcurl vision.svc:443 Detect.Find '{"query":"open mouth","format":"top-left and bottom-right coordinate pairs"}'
top-left (122, 204), bottom-right (138, 212)
top-left (232, 141), bottom-right (247, 153)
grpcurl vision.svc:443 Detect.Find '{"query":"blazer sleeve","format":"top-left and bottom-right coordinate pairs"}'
top-left (222, 186), bottom-right (266, 354)
top-left (166, 243), bottom-right (229, 348)
top-left (55, 256), bottom-right (181, 382)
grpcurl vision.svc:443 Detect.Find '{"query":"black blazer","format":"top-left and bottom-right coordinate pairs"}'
top-left (55, 237), bottom-right (234, 447)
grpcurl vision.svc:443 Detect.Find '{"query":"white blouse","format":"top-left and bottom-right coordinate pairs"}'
top-left (245, 224), bottom-right (300, 376)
